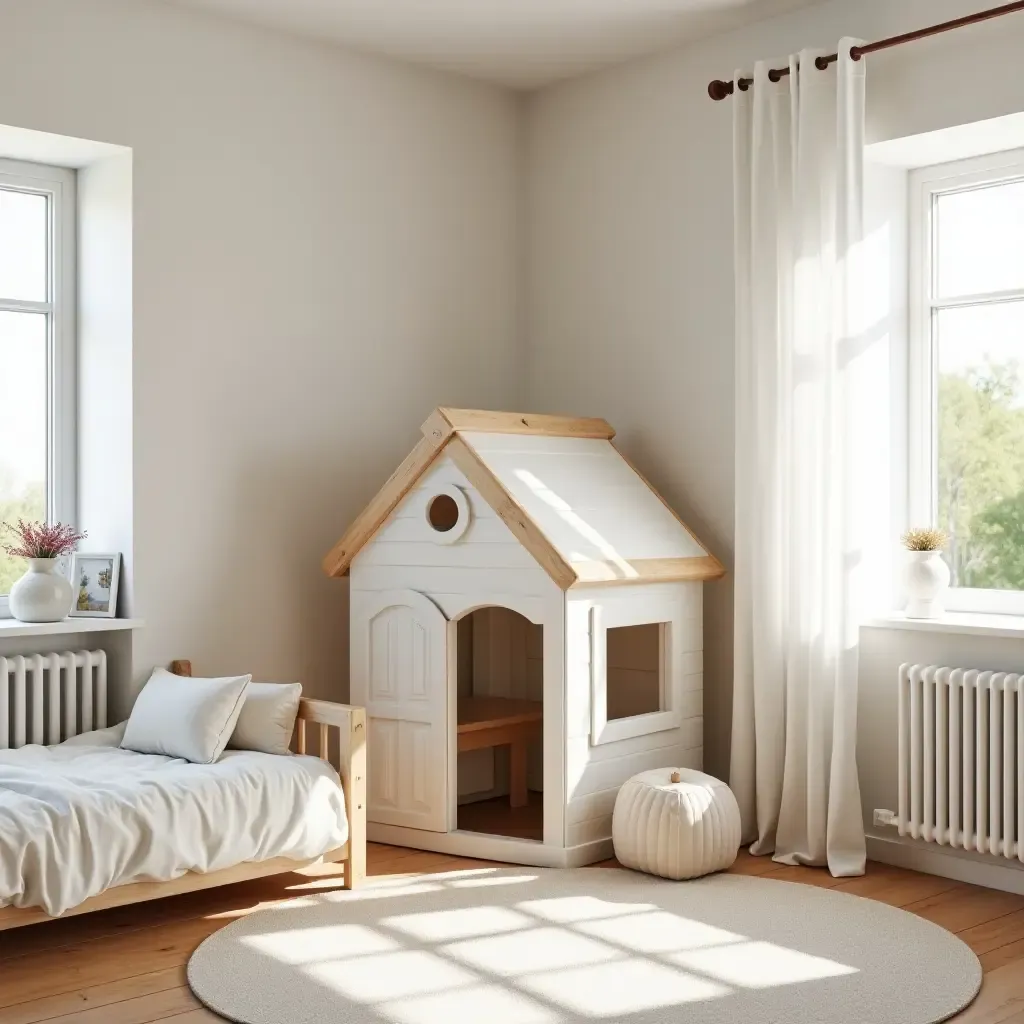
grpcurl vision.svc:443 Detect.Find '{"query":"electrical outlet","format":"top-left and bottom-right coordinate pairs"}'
top-left (873, 808), bottom-right (897, 828)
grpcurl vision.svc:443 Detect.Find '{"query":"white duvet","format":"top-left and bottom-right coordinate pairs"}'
top-left (0, 723), bottom-right (348, 916)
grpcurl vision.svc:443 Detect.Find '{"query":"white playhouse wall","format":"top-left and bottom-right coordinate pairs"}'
top-left (565, 581), bottom-right (704, 856)
top-left (349, 454), bottom-right (566, 852)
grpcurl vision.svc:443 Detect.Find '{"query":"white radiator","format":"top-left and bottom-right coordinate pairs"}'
top-left (0, 650), bottom-right (107, 748)
top-left (898, 663), bottom-right (1022, 862)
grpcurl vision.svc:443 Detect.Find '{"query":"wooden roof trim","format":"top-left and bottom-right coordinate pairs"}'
top-left (321, 426), bottom-right (454, 578)
top-left (611, 441), bottom-right (726, 579)
top-left (420, 407), bottom-right (455, 444)
top-left (570, 555), bottom-right (726, 587)
top-left (435, 407), bottom-right (615, 440)
top-left (446, 435), bottom-right (578, 590)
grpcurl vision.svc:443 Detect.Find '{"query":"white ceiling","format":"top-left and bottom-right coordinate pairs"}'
top-left (167, 0), bottom-right (820, 90)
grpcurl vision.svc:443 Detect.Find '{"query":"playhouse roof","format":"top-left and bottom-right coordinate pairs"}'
top-left (322, 408), bottom-right (724, 590)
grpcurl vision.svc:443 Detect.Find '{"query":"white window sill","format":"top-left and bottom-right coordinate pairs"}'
top-left (0, 618), bottom-right (144, 640)
top-left (865, 612), bottom-right (1024, 639)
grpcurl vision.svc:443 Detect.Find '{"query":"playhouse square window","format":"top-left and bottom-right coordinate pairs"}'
top-left (589, 605), bottom-right (682, 748)
top-left (605, 623), bottom-right (665, 720)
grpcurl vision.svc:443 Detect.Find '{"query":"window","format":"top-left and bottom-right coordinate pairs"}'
top-left (606, 624), bottom-right (663, 721)
top-left (0, 159), bottom-right (75, 616)
top-left (423, 486), bottom-right (469, 544)
top-left (910, 149), bottom-right (1024, 614)
top-left (426, 493), bottom-right (459, 533)
top-left (590, 604), bottom-right (680, 746)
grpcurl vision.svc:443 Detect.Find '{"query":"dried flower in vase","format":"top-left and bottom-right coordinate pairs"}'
top-left (1, 519), bottom-right (87, 559)
top-left (901, 527), bottom-right (948, 552)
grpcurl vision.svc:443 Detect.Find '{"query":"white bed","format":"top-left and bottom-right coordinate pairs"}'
top-left (0, 723), bottom-right (349, 917)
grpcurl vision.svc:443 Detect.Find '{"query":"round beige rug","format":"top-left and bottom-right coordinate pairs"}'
top-left (188, 867), bottom-right (981, 1024)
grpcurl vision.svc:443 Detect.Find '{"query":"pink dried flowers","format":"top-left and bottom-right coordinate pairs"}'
top-left (1, 520), bottom-right (87, 559)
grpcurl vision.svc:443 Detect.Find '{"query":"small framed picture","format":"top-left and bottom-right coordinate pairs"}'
top-left (69, 553), bottom-right (122, 618)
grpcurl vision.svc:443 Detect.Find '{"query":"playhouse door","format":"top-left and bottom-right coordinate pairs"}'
top-left (351, 589), bottom-right (448, 832)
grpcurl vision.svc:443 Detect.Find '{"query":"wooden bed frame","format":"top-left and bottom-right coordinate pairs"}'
top-left (0, 660), bottom-right (366, 931)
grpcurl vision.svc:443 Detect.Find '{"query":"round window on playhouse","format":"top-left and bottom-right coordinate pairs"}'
top-left (424, 486), bottom-right (470, 543)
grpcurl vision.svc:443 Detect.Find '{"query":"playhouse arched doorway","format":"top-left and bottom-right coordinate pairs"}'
top-left (455, 605), bottom-right (544, 842)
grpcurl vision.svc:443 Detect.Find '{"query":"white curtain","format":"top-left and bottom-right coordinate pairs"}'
top-left (730, 41), bottom-right (868, 877)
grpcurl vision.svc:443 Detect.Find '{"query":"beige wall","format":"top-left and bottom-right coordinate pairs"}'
top-left (0, 0), bottom-right (522, 703)
top-left (524, 0), bottom-right (1024, 780)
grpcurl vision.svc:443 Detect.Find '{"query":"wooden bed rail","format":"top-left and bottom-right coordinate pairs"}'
top-left (296, 697), bottom-right (367, 888)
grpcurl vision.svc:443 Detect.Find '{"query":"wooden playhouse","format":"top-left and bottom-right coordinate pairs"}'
top-left (324, 408), bottom-right (724, 867)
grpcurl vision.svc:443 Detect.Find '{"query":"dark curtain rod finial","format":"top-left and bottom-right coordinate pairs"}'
top-left (707, 0), bottom-right (1024, 100)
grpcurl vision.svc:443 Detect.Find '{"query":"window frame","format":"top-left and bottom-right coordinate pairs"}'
top-left (589, 603), bottom-right (678, 747)
top-left (909, 147), bottom-right (1024, 615)
top-left (0, 158), bottom-right (77, 618)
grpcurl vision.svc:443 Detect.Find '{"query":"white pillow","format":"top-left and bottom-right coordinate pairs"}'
top-left (121, 668), bottom-right (251, 764)
top-left (229, 682), bottom-right (302, 755)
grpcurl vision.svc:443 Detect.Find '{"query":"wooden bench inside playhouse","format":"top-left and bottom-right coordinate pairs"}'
top-left (457, 696), bottom-right (543, 810)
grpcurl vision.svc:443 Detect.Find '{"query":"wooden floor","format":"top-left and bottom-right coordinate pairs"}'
top-left (458, 791), bottom-right (544, 840)
top-left (2, 844), bottom-right (1024, 1023)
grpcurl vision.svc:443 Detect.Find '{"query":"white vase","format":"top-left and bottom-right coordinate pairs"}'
top-left (904, 550), bottom-right (951, 619)
top-left (9, 558), bottom-right (75, 623)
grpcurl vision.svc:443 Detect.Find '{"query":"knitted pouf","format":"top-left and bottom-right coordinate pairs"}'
top-left (612, 767), bottom-right (742, 880)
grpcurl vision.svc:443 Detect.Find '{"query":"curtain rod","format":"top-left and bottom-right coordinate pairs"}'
top-left (708, 0), bottom-right (1024, 100)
